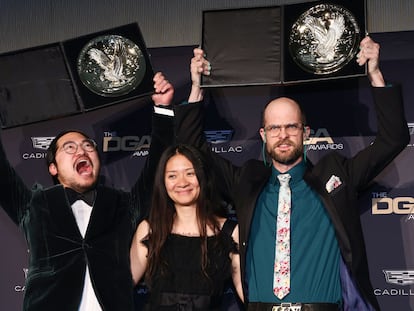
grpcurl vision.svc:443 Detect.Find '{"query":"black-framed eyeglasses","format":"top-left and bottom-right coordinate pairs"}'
top-left (60, 139), bottom-right (97, 154)
top-left (264, 123), bottom-right (304, 137)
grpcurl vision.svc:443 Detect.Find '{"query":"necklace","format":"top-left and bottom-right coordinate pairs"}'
top-left (171, 230), bottom-right (200, 237)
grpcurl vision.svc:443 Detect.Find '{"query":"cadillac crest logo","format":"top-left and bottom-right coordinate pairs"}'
top-left (383, 270), bottom-right (414, 286)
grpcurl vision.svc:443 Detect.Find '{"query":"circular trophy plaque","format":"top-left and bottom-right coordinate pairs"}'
top-left (289, 3), bottom-right (361, 75)
top-left (77, 35), bottom-right (146, 96)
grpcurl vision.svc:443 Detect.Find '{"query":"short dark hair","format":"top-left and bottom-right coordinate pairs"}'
top-left (46, 129), bottom-right (92, 184)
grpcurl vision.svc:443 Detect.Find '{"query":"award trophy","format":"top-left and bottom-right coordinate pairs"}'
top-left (288, 3), bottom-right (362, 75)
top-left (200, 0), bottom-right (366, 87)
top-left (0, 23), bottom-right (153, 128)
top-left (283, 0), bottom-right (366, 83)
top-left (77, 34), bottom-right (147, 97)
top-left (63, 23), bottom-right (154, 110)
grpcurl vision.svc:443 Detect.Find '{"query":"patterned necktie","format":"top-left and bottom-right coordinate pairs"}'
top-left (273, 173), bottom-right (292, 299)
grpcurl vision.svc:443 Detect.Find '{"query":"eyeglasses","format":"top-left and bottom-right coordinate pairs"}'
top-left (60, 139), bottom-right (97, 154)
top-left (264, 123), bottom-right (304, 137)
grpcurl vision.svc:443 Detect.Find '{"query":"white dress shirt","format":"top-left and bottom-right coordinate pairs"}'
top-left (71, 199), bottom-right (102, 311)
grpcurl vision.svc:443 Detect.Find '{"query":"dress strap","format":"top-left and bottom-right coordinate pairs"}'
top-left (221, 218), bottom-right (237, 237)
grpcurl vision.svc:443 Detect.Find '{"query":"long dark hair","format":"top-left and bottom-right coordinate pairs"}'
top-left (145, 144), bottom-right (226, 284)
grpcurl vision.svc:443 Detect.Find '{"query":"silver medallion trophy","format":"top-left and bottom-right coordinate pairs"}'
top-left (77, 35), bottom-right (146, 96)
top-left (289, 3), bottom-right (361, 75)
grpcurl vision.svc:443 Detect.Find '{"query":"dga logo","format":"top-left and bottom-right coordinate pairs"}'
top-left (383, 270), bottom-right (414, 286)
top-left (102, 131), bottom-right (150, 157)
top-left (371, 192), bottom-right (414, 216)
top-left (408, 122), bottom-right (414, 147)
top-left (304, 128), bottom-right (343, 151)
top-left (31, 137), bottom-right (54, 150)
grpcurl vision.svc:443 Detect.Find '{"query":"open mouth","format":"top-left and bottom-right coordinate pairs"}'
top-left (75, 159), bottom-right (92, 175)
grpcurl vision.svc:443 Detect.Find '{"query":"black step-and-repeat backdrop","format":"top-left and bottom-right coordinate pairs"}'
top-left (0, 31), bottom-right (413, 310)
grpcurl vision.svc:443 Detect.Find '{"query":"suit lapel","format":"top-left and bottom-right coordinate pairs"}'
top-left (85, 187), bottom-right (122, 238)
top-left (44, 185), bottom-right (82, 239)
top-left (240, 164), bottom-right (272, 241)
top-left (45, 185), bottom-right (121, 240)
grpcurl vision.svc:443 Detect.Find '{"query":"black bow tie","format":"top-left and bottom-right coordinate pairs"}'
top-left (65, 188), bottom-right (96, 206)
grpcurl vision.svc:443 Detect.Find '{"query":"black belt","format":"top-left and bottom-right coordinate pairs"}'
top-left (248, 302), bottom-right (340, 311)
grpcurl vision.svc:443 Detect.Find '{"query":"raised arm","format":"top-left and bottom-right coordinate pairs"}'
top-left (152, 71), bottom-right (175, 105)
top-left (356, 36), bottom-right (385, 87)
top-left (348, 36), bottom-right (409, 188)
top-left (188, 48), bottom-right (211, 103)
top-left (175, 48), bottom-right (212, 152)
top-left (0, 130), bottom-right (32, 224)
top-left (175, 49), bottom-right (242, 204)
top-left (130, 72), bottom-right (175, 222)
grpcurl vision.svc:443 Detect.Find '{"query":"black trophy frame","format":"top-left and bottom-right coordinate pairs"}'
top-left (0, 43), bottom-right (80, 128)
top-left (201, 6), bottom-right (283, 87)
top-left (200, 0), bottom-right (367, 88)
top-left (62, 23), bottom-right (154, 111)
top-left (283, 0), bottom-right (366, 84)
top-left (0, 22), bottom-right (154, 128)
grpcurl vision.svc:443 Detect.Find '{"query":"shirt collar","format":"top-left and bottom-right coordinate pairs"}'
top-left (270, 160), bottom-right (306, 188)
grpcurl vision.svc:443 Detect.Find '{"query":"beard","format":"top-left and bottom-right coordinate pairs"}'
top-left (267, 139), bottom-right (303, 165)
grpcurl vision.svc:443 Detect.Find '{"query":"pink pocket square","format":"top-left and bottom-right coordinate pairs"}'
top-left (326, 175), bottom-right (342, 193)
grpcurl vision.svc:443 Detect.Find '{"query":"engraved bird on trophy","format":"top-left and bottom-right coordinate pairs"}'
top-left (304, 13), bottom-right (345, 63)
top-left (87, 37), bottom-right (129, 87)
top-left (77, 34), bottom-right (146, 96)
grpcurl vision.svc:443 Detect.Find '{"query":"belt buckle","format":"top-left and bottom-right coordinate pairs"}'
top-left (271, 303), bottom-right (302, 311)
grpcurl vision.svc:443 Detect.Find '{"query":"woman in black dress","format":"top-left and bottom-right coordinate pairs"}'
top-left (130, 144), bottom-right (244, 310)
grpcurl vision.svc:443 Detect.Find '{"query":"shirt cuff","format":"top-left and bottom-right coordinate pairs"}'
top-left (154, 105), bottom-right (174, 116)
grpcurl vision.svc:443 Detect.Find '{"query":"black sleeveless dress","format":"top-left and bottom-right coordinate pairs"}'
top-left (144, 219), bottom-right (238, 310)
